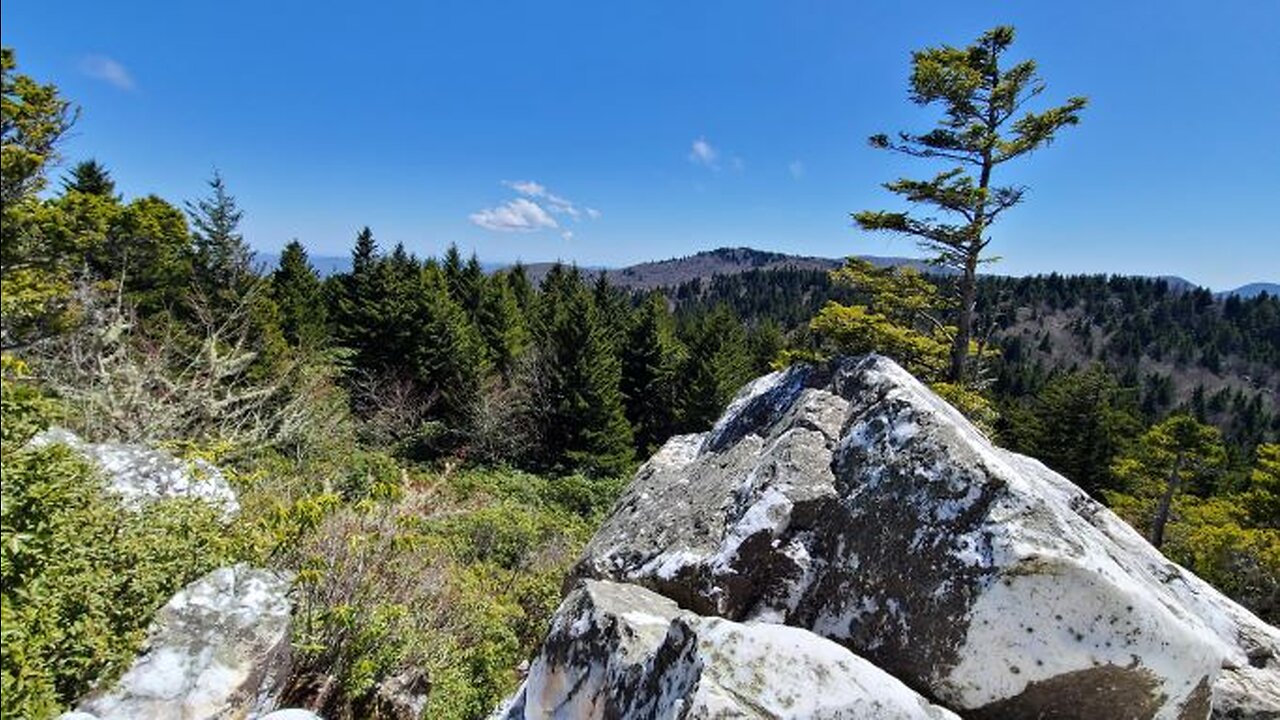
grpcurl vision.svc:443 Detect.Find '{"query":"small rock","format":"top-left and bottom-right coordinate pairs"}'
top-left (29, 427), bottom-right (239, 517)
top-left (72, 564), bottom-right (294, 720)
top-left (373, 669), bottom-right (430, 720)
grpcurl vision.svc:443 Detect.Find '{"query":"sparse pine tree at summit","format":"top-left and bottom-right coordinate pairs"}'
top-left (855, 25), bottom-right (1087, 383)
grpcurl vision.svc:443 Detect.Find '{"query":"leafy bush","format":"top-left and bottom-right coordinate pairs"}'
top-left (1, 362), bottom-right (235, 718)
top-left (279, 467), bottom-right (621, 720)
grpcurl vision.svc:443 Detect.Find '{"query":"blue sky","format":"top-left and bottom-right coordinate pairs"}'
top-left (3, 1), bottom-right (1277, 289)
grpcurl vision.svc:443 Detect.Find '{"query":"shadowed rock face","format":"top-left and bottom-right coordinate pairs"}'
top-left (502, 579), bottom-right (959, 720)
top-left (567, 355), bottom-right (1278, 719)
top-left (67, 564), bottom-right (293, 720)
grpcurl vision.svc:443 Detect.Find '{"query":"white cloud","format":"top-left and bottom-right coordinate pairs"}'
top-left (504, 180), bottom-right (547, 198)
top-left (79, 55), bottom-right (134, 90)
top-left (469, 198), bottom-right (559, 232)
top-left (789, 159), bottom-right (805, 179)
top-left (472, 181), bottom-right (601, 235)
top-left (561, 230), bottom-right (574, 241)
top-left (689, 137), bottom-right (718, 168)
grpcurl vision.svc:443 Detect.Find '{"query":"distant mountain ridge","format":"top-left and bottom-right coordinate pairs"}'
top-left (256, 246), bottom-right (1273, 297)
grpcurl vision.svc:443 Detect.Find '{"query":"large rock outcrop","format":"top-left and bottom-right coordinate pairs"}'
top-left (568, 355), bottom-right (1279, 719)
top-left (67, 564), bottom-right (294, 720)
top-left (29, 427), bottom-right (239, 517)
top-left (502, 579), bottom-right (959, 719)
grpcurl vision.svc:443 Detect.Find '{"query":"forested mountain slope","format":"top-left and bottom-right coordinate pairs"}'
top-left (662, 265), bottom-right (1280, 449)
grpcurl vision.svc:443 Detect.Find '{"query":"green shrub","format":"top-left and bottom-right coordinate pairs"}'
top-left (1, 364), bottom-right (235, 718)
top-left (280, 465), bottom-right (618, 720)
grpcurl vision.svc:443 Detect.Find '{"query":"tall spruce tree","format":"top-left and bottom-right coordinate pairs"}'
top-left (271, 240), bottom-right (328, 348)
top-left (475, 271), bottom-right (529, 381)
top-left (621, 291), bottom-right (686, 456)
top-left (186, 170), bottom-right (254, 302)
top-left (854, 26), bottom-right (1086, 382)
top-left (411, 263), bottom-right (489, 440)
top-left (334, 227), bottom-right (382, 366)
top-left (1014, 367), bottom-right (1139, 498)
top-left (534, 264), bottom-right (633, 477)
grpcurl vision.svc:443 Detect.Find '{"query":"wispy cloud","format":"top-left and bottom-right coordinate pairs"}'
top-left (79, 55), bottom-right (134, 90)
top-left (689, 137), bottom-right (718, 169)
top-left (789, 159), bottom-right (805, 179)
top-left (504, 180), bottom-right (547, 198)
top-left (469, 198), bottom-right (558, 232)
top-left (472, 181), bottom-right (601, 235)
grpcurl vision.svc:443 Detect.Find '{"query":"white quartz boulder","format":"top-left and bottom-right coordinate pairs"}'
top-left (502, 579), bottom-right (958, 719)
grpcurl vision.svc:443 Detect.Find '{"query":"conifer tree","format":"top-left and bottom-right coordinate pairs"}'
top-left (1016, 367), bottom-right (1139, 498)
top-left (186, 170), bottom-right (254, 302)
top-left (441, 244), bottom-right (478, 312)
top-left (412, 263), bottom-right (489, 440)
top-left (507, 261), bottom-right (536, 314)
top-left (621, 291), bottom-right (686, 456)
top-left (334, 227), bottom-right (382, 365)
top-left (679, 304), bottom-right (752, 431)
top-left (532, 264), bottom-right (633, 476)
top-left (592, 272), bottom-right (630, 353)
top-left (855, 26), bottom-right (1087, 382)
top-left (271, 240), bottom-right (328, 348)
top-left (748, 318), bottom-right (785, 372)
top-left (60, 159), bottom-right (116, 197)
top-left (459, 252), bottom-right (485, 317)
top-left (107, 195), bottom-right (194, 315)
top-left (475, 272), bottom-right (529, 380)
top-left (1112, 415), bottom-right (1227, 549)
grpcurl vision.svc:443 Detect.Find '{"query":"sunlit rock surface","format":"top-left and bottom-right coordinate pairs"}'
top-left (568, 355), bottom-right (1277, 719)
top-left (29, 427), bottom-right (239, 517)
top-left (68, 564), bottom-right (293, 720)
top-left (501, 579), bottom-right (958, 719)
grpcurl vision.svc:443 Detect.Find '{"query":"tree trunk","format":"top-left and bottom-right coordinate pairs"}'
top-left (1150, 453), bottom-right (1184, 549)
top-left (949, 252), bottom-right (979, 382)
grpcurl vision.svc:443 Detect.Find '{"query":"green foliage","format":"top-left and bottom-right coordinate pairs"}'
top-left (1246, 444), bottom-right (1280, 528)
top-left (1003, 366), bottom-right (1141, 497)
top-left (855, 26), bottom-right (1086, 381)
top-left (60, 159), bottom-right (116, 198)
top-left (2, 49), bottom-right (80, 349)
top-left (810, 259), bottom-right (954, 381)
top-left (678, 304), bottom-right (753, 432)
top-left (621, 292), bottom-right (686, 456)
top-left (272, 240), bottom-right (329, 349)
top-left (475, 271), bottom-right (529, 381)
top-left (283, 467), bottom-right (617, 720)
top-left (1, 47), bottom-right (77, 208)
top-left (1, 366), bottom-right (235, 718)
top-left (105, 195), bottom-right (193, 315)
top-left (186, 170), bottom-right (253, 305)
top-left (1109, 415), bottom-right (1229, 554)
top-left (531, 266), bottom-right (634, 477)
